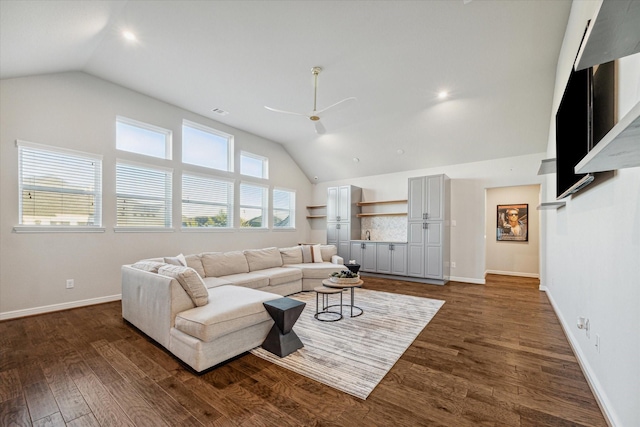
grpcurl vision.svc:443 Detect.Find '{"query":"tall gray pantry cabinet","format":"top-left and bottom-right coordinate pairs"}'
top-left (407, 174), bottom-right (450, 281)
top-left (326, 185), bottom-right (361, 261)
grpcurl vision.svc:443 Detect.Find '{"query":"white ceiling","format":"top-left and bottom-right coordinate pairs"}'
top-left (0, 0), bottom-right (572, 182)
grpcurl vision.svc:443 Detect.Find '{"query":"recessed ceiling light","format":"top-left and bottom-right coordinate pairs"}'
top-left (438, 91), bottom-right (449, 100)
top-left (211, 108), bottom-right (229, 116)
top-left (122, 31), bottom-right (136, 41)
top-left (353, 157), bottom-right (360, 163)
top-left (397, 149), bottom-right (405, 155)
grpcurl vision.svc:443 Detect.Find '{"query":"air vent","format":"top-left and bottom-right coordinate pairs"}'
top-left (211, 108), bottom-right (229, 116)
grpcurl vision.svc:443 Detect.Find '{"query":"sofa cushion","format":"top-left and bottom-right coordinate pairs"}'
top-left (158, 265), bottom-right (209, 307)
top-left (279, 246), bottom-right (302, 264)
top-left (130, 260), bottom-right (166, 273)
top-left (201, 251), bottom-right (249, 277)
top-left (244, 247), bottom-right (283, 271)
top-left (164, 253), bottom-right (187, 266)
top-left (284, 262), bottom-right (346, 279)
top-left (174, 286), bottom-right (279, 342)
top-left (202, 276), bottom-right (234, 289)
top-left (319, 245), bottom-right (338, 262)
top-left (185, 254), bottom-right (206, 278)
top-left (219, 272), bottom-right (269, 289)
top-left (256, 267), bottom-right (303, 286)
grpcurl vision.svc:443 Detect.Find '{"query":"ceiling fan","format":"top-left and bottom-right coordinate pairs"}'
top-left (265, 67), bottom-right (355, 135)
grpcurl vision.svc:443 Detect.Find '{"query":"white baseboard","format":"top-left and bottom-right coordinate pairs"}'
top-left (544, 289), bottom-right (617, 427)
top-left (449, 275), bottom-right (485, 284)
top-left (485, 269), bottom-right (539, 278)
top-left (0, 294), bottom-right (122, 321)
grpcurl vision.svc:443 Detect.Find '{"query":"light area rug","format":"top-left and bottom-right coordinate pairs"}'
top-left (250, 288), bottom-right (444, 399)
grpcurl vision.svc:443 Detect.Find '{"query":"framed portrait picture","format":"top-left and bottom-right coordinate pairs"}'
top-left (497, 204), bottom-right (528, 242)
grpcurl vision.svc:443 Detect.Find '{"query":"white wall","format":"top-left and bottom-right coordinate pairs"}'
top-left (310, 152), bottom-right (546, 284)
top-left (0, 71), bottom-right (313, 318)
top-left (541, 2), bottom-right (640, 426)
top-left (485, 185), bottom-right (540, 277)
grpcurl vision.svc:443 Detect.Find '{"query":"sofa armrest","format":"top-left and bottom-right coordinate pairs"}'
top-left (121, 265), bottom-right (195, 349)
top-left (331, 255), bottom-right (344, 265)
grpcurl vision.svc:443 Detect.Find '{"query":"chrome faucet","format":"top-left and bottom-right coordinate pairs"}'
top-left (365, 230), bottom-right (371, 240)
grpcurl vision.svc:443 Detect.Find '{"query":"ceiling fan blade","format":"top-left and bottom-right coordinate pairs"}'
top-left (315, 97), bottom-right (356, 115)
top-left (264, 106), bottom-right (309, 117)
top-left (314, 120), bottom-right (326, 135)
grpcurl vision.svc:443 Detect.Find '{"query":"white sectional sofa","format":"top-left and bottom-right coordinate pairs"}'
top-left (121, 245), bottom-right (346, 372)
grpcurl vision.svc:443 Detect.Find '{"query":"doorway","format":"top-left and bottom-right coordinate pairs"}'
top-left (484, 185), bottom-right (540, 278)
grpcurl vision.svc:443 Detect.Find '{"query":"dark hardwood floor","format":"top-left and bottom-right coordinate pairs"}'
top-left (0, 275), bottom-right (608, 426)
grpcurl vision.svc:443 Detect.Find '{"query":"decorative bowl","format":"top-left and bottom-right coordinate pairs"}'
top-left (329, 276), bottom-right (360, 284)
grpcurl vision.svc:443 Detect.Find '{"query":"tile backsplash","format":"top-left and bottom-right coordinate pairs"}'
top-left (360, 216), bottom-right (407, 242)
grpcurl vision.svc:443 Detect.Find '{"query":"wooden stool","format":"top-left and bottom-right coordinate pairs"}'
top-left (313, 286), bottom-right (343, 322)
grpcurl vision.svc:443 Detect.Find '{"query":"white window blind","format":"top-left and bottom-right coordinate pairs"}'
top-left (116, 116), bottom-right (172, 159)
top-left (182, 174), bottom-right (234, 228)
top-left (18, 141), bottom-right (102, 227)
top-left (240, 151), bottom-right (268, 179)
top-left (239, 183), bottom-right (267, 228)
top-left (182, 121), bottom-right (233, 172)
top-left (116, 162), bottom-right (172, 228)
top-left (273, 188), bottom-right (295, 228)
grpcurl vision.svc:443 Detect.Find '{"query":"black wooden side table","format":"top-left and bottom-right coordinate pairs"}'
top-left (262, 297), bottom-right (306, 357)
top-left (345, 263), bottom-right (361, 274)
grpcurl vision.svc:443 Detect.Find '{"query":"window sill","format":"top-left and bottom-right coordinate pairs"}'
top-left (113, 227), bottom-right (175, 233)
top-left (272, 228), bottom-right (296, 232)
top-left (180, 227), bottom-right (234, 232)
top-left (238, 227), bottom-right (269, 232)
top-left (14, 226), bottom-right (106, 234)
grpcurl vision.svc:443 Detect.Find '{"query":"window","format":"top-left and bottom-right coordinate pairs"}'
top-left (240, 151), bottom-right (268, 179)
top-left (17, 141), bottom-right (102, 227)
top-left (239, 183), bottom-right (267, 228)
top-left (182, 174), bottom-right (233, 228)
top-left (116, 116), bottom-right (172, 159)
top-left (116, 162), bottom-right (172, 228)
top-left (273, 188), bottom-right (295, 228)
top-left (183, 120), bottom-right (233, 172)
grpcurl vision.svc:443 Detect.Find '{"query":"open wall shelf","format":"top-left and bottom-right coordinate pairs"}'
top-left (356, 199), bottom-right (407, 206)
top-left (575, 0), bottom-right (640, 71)
top-left (357, 212), bottom-right (407, 218)
top-left (575, 101), bottom-right (640, 173)
top-left (537, 202), bottom-right (566, 210)
top-left (357, 199), bottom-right (407, 218)
top-left (306, 204), bottom-right (327, 219)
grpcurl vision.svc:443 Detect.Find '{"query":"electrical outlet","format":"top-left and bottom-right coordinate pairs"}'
top-left (451, 220), bottom-right (457, 227)
top-left (451, 261), bottom-right (456, 268)
top-left (66, 279), bottom-right (74, 289)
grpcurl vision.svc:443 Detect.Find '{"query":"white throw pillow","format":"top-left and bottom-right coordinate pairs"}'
top-left (164, 254), bottom-right (187, 267)
top-left (312, 244), bottom-right (324, 263)
top-left (177, 253), bottom-right (187, 267)
top-left (130, 260), bottom-right (166, 273)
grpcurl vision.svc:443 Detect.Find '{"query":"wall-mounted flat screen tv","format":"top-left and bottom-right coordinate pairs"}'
top-left (555, 60), bottom-right (616, 200)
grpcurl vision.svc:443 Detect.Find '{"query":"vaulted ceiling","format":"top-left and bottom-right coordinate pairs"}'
top-left (0, 0), bottom-right (572, 182)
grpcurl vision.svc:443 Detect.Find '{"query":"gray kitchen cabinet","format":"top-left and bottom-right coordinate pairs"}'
top-left (407, 174), bottom-right (449, 282)
top-left (350, 241), bottom-right (377, 272)
top-left (407, 174), bottom-right (444, 222)
top-left (327, 222), bottom-right (353, 261)
top-left (376, 243), bottom-right (407, 276)
top-left (327, 185), bottom-right (361, 261)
